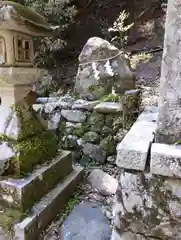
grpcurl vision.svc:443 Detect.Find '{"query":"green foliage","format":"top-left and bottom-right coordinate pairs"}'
top-left (13, 0), bottom-right (78, 68)
top-left (130, 52), bottom-right (153, 69)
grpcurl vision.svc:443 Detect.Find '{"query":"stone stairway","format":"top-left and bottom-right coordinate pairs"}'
top-left (0, 151), bottom-right (83, 240)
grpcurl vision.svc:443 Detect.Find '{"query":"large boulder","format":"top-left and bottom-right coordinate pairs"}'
top-left (74, 37), bottom-right (135, 100)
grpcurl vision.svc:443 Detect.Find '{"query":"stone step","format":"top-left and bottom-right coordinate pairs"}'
top-left (13, 165), bottom-right (84, 240)
top-left (0, 151), bottom-right (73, 211)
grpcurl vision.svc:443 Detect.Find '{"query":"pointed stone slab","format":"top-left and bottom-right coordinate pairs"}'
top-left (13, 166), bottom-right (83, 240)
top-left (151, 143), bottom-right (181, 178)
top-left (116, 107), bottom-right (158, 171)
top-left (0, 151), bottom-right (73, 211)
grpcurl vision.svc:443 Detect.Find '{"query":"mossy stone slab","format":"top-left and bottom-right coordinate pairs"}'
top-left (0, 151), bottom-right (73, 211)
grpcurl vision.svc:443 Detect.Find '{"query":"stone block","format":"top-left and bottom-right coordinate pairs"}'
top-left (13, 166), bottom-right (84, 240)
top-left (116, 108), bottom-right (158, 171)
top-left (64, 201), bottom-right (111, 240)
top-left (87, 169), bottom-right (118, 194)
top-left (151, 143), bottom-right (181, 178)
top-left (0, 151), bottom-right (73, 211)
top-left (94, 102), bottom-right (123, 114)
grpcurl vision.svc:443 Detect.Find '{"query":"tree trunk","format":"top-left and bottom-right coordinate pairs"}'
top-left (155, 0), bottom-right (181, 144)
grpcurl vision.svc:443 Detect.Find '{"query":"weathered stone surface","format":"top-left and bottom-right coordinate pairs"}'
top-left (94, 102), bottom-right (123, 114)
top-left (0, 142), bottom-right (14, 175)
top-left (64, 201), bottom-right (112, 240)
top-left (151, 143), bottom-right (181, 178)
top-left (87, 169), bottom-right (118, 194)
top-left (116, 108), bottom-right (158, 171)
top-left (113, 170), bottom-right (181, 240)
top-left (82, 143), bottom-right (106, 163)
top-left (74, 37), bottom-right (134, 100)
top-left (82, 131), bottom-right (99, 143)
top-left (155, 0), bottom-right (181, 144)
top-left (14, 166), bottom-right (84, 240)
top-left (61, 110), bottom-right (87, 123)
top-left (72, 100), bottom-right (99, 110)
top-left (107, 155), bottom-right (116, 164)
top-left (0, 151), bottom-right (73, 210)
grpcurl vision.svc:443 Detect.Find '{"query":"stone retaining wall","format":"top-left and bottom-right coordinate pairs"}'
top-left (33, 89), bottom-right (140, 166)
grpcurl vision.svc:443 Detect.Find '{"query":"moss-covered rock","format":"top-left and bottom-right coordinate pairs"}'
top-left (100, 136), bottom-right (116, 156)
top-left (7, 131), bottom-right (58, 176)
top-left (82, 131), bottom-right (99, 143)
top-left (87, 112), bottom-right (105, 133)
top-left (101, 126), bottom-right (114, 138)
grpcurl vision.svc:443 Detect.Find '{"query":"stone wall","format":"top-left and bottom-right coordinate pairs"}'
top-left (33, 89), bottom-right (140, 166)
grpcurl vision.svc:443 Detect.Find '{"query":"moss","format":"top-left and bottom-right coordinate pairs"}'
top-left (2, 1), bottom-right (52, 30)
top-left (9, 131), bottom-right (58, 176)
top-left (10, 104), bottom-right (45, 141)
top-left (100, 136), bottom-right (116, 156)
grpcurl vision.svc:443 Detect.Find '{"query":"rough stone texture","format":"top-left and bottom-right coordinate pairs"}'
top-left (82, 143), bottom-right (106, 163)
top-left (82, 131), bottom-right (99, 143)
top-left (94, 102), bottom-right (123, 114)
top-left (116, 108), bottom-right (158, 171)
top-left (113, 170), bottom-right (181, 240)
top-left (0, 151), bottom-right (73, 211)
top-left (87, 169), bottom-right (118, 194)
top-left (155, 0), bottom-right (181, 144)
top-left (13, 166), bottom-right (84, 240)
top-left (61, 110), bottom-right (87, 123)
top-left (74, 37), bottom-right (134, 100)
top-left (64, 201), bottom-right (112, 240)
top-left (151, 143), bottom-right (181, 178)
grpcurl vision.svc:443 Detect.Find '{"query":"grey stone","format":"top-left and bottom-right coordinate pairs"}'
top-left (72, 100), bottom-right (99, 110)
top-left (87, 112), bottom-right (105, 133)
top-left (36, 97), bottom-right (59, 104)
top-left (0, 142), bottom-right (14, 175)
top-left (74, 37), bottom-right (134, 100)
top-left (61, 110), bottom-right (87, 123)
top-left (82, 143), bottom-right (106, 163)
top-left (151, 143), bottom-right (181, 178)
top-left (87, 169), bottom-right (118, 194)
top-left (112, 170), bottom-right (181, 239)
top-left (64, 201), bottom-right (112, 240)
top-left (116, 109), bottom-right (158, 171)
top-left (94, 102), bottom-right (123, 114)
top-left (14, 166), bottom-right (83, 240)
top-left (0, 227), bottom-right (8, 240)
top-left (82, 131), bottom-right (99, 143)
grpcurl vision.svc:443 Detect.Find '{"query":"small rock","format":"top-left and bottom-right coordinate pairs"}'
top-left (82, 143), bottom-right (106, 163)
top-left (107, 155), bottom-right (116, 164)
top-left (72, 100), bottom-right (99, 110)
top-left (87, 169), bottom-right (118, 194)
top-left (82, 131), bottom-right (99, 143)
top-left (94, 102), bottom-right (123, 114)
top-left (61, 110), bottom-right (87, 123)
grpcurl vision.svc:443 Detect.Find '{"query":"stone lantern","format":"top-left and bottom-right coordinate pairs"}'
top-left (0, 1), bottom-right (57, 106)
top-left (0, 1), bottom-right (58, 176)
